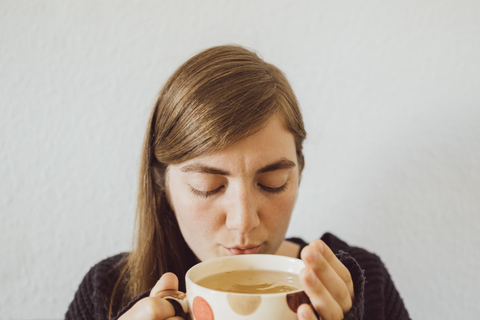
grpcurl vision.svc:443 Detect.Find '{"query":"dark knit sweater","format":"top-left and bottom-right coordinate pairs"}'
top-left (65, 233), bottom-right (410, 320)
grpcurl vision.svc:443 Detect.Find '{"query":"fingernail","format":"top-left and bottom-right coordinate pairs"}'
top-left (307, 246), bottom-right (317, 262)
top-left (306, 269), bottom-right (315, 284)
top-left (315, 240), bottom-right (324, 253)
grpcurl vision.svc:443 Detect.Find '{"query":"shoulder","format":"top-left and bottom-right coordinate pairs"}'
top-left (321, 232), bottom-right (383, 266)
top-left (288, 233), bottom-right (410, 319)
top-left (320, 232), bottom-right (388, 285)
top-left (88, 252), bottom-right (128, 279)
top-left (288, 233), bottom-right (386, 284)
top-left (80, 252), bottom-right (128, 293)
top-left (320, 233), bottom-right (410, 319)
top-left (287, 233), bottom-right (383, 263)
top-left (65, 253), bottom-right (129, 320)
top-left (85, 252), bottom-right (129, 306)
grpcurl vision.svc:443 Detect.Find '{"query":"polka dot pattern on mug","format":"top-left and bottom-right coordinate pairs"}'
top-left (227, 294), bottom-right (262, 315)
top-left (192, 296), bottom-right (214, 320)
top-left (286, 291), bottom-right (311, 313)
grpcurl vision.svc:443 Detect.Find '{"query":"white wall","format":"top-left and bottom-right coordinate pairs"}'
top-left (1, 0), bottom-right (479, 318)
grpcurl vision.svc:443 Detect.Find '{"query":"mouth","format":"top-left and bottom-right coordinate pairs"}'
top-left (224, 245), bottom-right (261, 255)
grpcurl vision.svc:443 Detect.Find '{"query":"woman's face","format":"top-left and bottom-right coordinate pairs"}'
top-left (166, 116), bottom-right (300, 262)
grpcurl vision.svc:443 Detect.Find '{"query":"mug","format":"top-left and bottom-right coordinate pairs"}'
top-left (159, 254), bottom-right (311, 320)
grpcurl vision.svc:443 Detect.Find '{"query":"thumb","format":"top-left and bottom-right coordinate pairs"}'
top-left (150, 272), bottom-right (179, 297)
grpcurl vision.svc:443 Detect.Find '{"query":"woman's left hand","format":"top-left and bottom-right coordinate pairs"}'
top-left (298, 239), bottom-right (355, 320)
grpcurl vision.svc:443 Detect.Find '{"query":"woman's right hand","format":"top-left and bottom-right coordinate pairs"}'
top-left (118, 272), bottom-right (185, 320)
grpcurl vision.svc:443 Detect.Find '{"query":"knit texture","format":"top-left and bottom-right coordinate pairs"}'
top-left (65, 233), bottom-right (410, 320)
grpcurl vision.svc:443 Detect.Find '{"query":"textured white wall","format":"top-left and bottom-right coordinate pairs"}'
top-left (1, 0), bottom-right (479, 319)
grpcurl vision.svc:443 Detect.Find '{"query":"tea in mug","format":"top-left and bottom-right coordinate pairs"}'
top-left (196, 269), bottom-right (302, 294)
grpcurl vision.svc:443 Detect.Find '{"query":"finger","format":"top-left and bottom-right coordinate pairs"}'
top-left (150, 272), bottom-right (179, 297)
top-left (297, 303), bottom-right (318, 320)
top-left (301, 244), bottom-right (352, 313)
top-left (130, 296), bottom-right (176, 320)
top-left (299, 267), bottom-right (343, 320)
top-left (312, 240), bottom-right (354, 300)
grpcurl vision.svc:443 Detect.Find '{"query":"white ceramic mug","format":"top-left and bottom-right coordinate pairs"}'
top-left (159, 254), bottom-right (311, 320)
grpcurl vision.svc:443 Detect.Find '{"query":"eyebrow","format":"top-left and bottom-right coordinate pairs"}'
top-left (256, 158), bottom-right (297, 174)
top-left (180, 164), bottom-right (229, 175)
top-left (180, 158), bottom-right (296, 176)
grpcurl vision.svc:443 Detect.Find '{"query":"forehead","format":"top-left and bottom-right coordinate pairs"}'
top-left (176, 117), bottom-right (297, 173)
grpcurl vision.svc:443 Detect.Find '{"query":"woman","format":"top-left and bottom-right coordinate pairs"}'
top-left (66, 45), bottom-right (410, 320)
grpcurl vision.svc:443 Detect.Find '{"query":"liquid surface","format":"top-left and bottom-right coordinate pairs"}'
top-left (196, 270), bottom-right (302, 294)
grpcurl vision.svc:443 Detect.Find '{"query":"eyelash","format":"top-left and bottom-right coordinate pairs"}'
top-left (190, 182), bottom-right (288, 198)
top-left (190, 186), bottom-right (224, 198)
top-left (260, 182), bottom-right (288, 194)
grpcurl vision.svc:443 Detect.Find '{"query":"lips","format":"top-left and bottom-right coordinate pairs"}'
top-left (225, 245), bottom-right (261, 255)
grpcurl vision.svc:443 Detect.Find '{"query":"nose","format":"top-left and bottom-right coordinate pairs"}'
top-left (225, 183), bottom-right (260, 234)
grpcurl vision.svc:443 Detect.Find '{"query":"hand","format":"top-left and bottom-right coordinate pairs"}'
top-left (297, 240), bottom-right (355, 320)
top-left (118, 272), bottom-right (185, 320)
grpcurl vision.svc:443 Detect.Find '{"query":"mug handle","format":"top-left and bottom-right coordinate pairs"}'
top-left (155, 289), bottom-right (190, 319)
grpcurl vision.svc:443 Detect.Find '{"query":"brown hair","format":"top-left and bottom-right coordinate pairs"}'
top-left (110, 44), bottom-right (306, 314)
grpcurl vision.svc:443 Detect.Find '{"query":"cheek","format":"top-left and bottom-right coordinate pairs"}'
top-left (264, 189), bottom-right (297, 225)
top-left (172, 197), bottom-right (222, 259)
top-left (172, 193), bottom-right (221, 234)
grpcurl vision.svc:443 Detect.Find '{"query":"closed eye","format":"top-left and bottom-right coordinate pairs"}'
top-left (190, 185), bottom-right (224, 198)
top-left (259, 182), bottom-right (288, 194)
